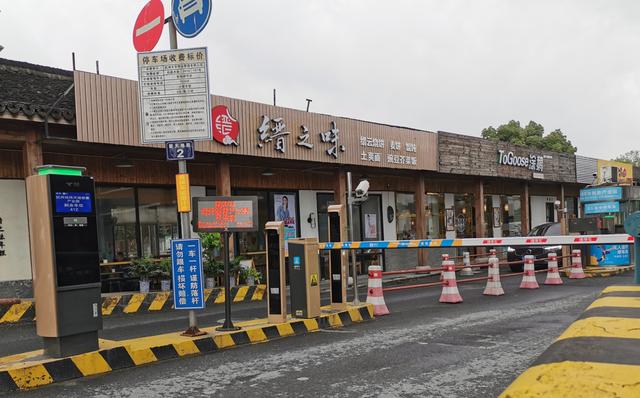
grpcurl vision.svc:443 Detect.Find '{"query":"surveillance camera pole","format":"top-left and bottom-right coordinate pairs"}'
top-left (347, 172), bottom-right (360, 304)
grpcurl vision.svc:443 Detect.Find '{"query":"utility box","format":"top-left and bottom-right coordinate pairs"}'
top-left (288, 238), bottom-right (320, 319)
top-left (327, 204), bottom-right (348, 310)
top-left (26, 167), bottom-right (102, 358)
top-left (265, 221), bottom-right (286, 323)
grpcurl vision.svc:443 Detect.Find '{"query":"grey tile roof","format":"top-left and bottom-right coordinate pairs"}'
top-left (0, 57), bottom-right (75, 122)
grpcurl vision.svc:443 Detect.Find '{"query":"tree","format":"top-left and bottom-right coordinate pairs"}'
top-left (613, 150), bottom-right (640, 167)
top-left (481, 120), bottom-right (577, 154)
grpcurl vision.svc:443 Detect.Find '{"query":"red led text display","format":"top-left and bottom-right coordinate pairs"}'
top-left (193, 196), bottom-right (258, 232)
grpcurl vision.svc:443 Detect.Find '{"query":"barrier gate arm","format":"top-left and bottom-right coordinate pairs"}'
top-left (318, 234), bottom-right (635, 250)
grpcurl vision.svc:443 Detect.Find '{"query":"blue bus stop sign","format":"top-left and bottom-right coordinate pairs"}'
top-left (624, 211), bottom-right (640, 285)
top-left (171, 0), bottom-right (212, 38)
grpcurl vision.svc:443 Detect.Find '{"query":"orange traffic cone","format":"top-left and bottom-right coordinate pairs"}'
top-left (569, 249), bottom-right (586, 279)
top-left (544, 252), bottom-right (563, 285)
top-left (366, 265), bottom-right (389, 316)
top-left (483, 255), bottom-right (504, 296)
top-left (439, 260), bottom-right (463, 303)
top-left (439, 253), bottom-right (449, 281)
top-left (520, 255), bottom-right (539, 289)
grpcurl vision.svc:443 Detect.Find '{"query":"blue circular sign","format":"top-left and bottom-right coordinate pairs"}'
top-left (171, 0), bottom-right (212, 38)
top-left (624, 211), bottom-right (640, 237)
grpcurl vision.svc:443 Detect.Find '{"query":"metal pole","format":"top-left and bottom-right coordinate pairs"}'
top-left (169, 17), bottom-right (201, 335)
top-left (218, 231), bottom-right (238, 330)
top-left (347, 172), bottom-right (360, 304)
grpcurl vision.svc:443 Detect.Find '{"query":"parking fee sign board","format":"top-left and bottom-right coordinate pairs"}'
top-left (137, 47), bottom-right (212, 144)
top-left (171, 238), bottom-right (204, 309)
top-left (172, 0), bottom-right (212, 38)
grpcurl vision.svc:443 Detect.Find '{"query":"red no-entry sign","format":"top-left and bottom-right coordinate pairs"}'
top-left (133, 0), bottom-right (165, 52)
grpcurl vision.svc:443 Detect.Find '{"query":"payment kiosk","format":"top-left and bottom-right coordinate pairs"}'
top-left (265, 221), bottom-right (287, 323)
top-left (288, 238), bottom-right (321, 318)
top-left (26, 166), bottom-right (102, 357)
top-left (327, 204), bottom-right (348, 310)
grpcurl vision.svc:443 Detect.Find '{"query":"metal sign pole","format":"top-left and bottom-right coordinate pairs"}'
top-left (347, 172), bottom-right (360, 304)
top-left (218, 231), bottom-right (239, 331)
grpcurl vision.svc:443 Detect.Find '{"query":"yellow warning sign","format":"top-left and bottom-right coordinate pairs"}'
top-left (175, 173), bottom-right (191, 213)
top-left (310, 273), bottom-right (318, 286)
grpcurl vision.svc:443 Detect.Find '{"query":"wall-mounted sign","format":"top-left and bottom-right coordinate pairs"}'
top-left (212, 105), bottom-right (239, 146)
top-left (584, 201), bottom-right (620, 214)
top-left (580, 186), bottom-right (622, 203)
top-left (137, 47), bottom-right (211, 144)
top-left (192, 196), bottom-right (258, 232)
top-left (597, 160), bottom-right (634, 184)
top-left (166, 140), bottom-right (195, 160)
top-left (359, 135), bottom-right (418, 166)
top-left (589, 244), bottom-right (630, 266)
top-left (497, 149), bottom-right (544, 172)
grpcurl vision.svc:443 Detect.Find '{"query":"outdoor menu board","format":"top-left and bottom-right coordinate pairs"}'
top-left (192, 196), bottom-right (258, 232)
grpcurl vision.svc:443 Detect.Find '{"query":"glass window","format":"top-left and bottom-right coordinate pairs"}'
top-left (395, 193), bottom-right (416, 240)
top-left (234, 190), bottom-right (269, 257)
top-left (317, 193), bottom-right (335, 243)
top-left (138, 188), bottom-right (178, 257)
top-left (501, 195), bottom-right (522, 237)
top-left (454, 194), bottom-right (475, 238)
top-left (426, 193), bottom-right (444, 238)
top-left (96, 187), bottom-right (137, 262)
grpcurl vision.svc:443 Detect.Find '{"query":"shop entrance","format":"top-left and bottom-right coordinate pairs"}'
top-left (352, 194), bottom-right (383, 274)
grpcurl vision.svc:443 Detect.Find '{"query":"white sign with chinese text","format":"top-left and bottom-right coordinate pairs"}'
top-left (137, 47), bottom-right (212, 144)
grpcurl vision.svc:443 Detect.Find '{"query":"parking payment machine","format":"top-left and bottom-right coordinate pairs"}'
top-left (26, 166), bottom-right (102, 357)
top-left (288, 238), bottom-right (321, 318)
top-left (265, 221), bottom-right (286, 323)
top-left (327, 204), bottom-right (348, 310)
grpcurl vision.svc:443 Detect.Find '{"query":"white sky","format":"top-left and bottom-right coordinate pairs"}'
top-left (1, 0), bottom-right (639, 159)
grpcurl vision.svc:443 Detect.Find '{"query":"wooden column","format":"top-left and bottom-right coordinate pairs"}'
top-left (474, 180), bottom-right (485, 239)
top-left (559, 184), bottom-right (569, 269)
top-left (415, 175), bottom-right (426, 266)
top-left (333, 169), bottom-right (347, 206)
top-left (22, 130), bottom-right (42, 177)
top-left (215, 158), bottom-right (231, 196)
top-left (521, 183), bottom-right (530, 235)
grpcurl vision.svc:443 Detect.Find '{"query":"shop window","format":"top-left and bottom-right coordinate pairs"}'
top-left (454, 194), bottom-right (475, 238)
top-left (234, 190), bottom-right (269, 258)
top-left (317, 193), bottom-right (335, 243)
top-left (426, 193), bottom-right (445, 238)
top-left (545, 202), bottom-right (555, 223)
top-left (96, 187), bottom-right (137, 262)
top-left (566, 197), bottom-right (578, 219)
top-left (395, 193), bottom-right (416, 240)
top-left (138, 188), bottom-right (178, 258)
top-left (501, 195), bottom-right (522, 237)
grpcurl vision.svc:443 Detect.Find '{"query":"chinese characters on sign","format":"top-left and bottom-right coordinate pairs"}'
top-left (359, 136), bottom-right (418, 165)
top-left (584, 201), bottom-right (620, 215)
top-left (193, 197), bottom-right (259, 232)
top-left (212, 105), bottom-right (239, 146)
top-left (497, 150), bottom-right (544, 172)
top-left (257, 116), bottom-right (291, 153)
top-left (580, 187), bottom-right (623, 203)
top-left (0, 217), bottom-right (5, 257)
top-left (319, 121), bottom-right (345, 159)
top-left (171, 239), bottom-right (204, 310)
top-left (257, 118), bottom-right (345, 158)
top-left (137, 47), bottom-right (211, 143)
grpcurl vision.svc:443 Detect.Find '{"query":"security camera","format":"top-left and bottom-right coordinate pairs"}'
top-left (554, 200), bottom-right (561, 207)
top-left (355, 180), bottom-right (370, 199)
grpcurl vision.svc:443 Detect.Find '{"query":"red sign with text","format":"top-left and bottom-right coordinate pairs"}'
top-left (212, 105), bottom-right (240, 146)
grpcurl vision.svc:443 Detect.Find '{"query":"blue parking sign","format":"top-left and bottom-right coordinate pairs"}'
top-left (172, 0), bottom-right (212, 38)
top-left (171, 238), bottom-right (205, 309)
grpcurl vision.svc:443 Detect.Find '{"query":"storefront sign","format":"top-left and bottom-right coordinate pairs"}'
top-left (584, 201), bottom-right (620, 214)
top-left (590, 244), bottom-right (630, 266)
top-left (580, 186), bottom-right (622, 203)
top-left (176, 173), bottom-right (191, 213)
top-left (497, 149), bottom-right (544, 172)
top-left (212, 105), bottom-right (239, 146)
top-left (171, 238), bottom-right (204, 309)
top-left (193, 196), bottom-right (259, 232)
top-left (597, 159), bottom-right (633, 184)
top-left (359, 136), bottom-right (418, 166)
top-left (257, 117), bottom-right (345, 157)
top-left (137, 47), bottom-right (212, 144)
top-left (274, 194), bottom-right (297, 243)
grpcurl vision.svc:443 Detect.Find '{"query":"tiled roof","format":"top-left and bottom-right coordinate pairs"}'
top-left (0, 57), bottom-right (75, 123)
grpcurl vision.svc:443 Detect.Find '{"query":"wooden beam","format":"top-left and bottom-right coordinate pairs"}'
top-left (22, 130), bottom-right (42, 177)
top-left (474, 180), bottom-right (485, 238)
top-left (333, 169), bottom-right (347, 206)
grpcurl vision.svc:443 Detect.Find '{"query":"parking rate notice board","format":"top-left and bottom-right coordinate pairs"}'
top-left (137, 47), bottom-right (212, 144)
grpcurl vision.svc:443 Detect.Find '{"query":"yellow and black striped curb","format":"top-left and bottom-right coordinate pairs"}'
top-left (584, 265), bottom-right (634, 278)
top-left (0, 304), bottom-right (374, 393)
top-left (0, 285), bottom-right (266, 325)
top-left (500, 285), bottom-right (640, 398)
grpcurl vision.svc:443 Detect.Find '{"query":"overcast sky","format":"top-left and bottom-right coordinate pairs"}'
top-left (1, 0), bottom-right (639, 159)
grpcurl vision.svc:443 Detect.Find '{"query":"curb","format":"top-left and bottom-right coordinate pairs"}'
top-left (500, 285), bottom-right (640, 397)
top-left (0, 304), bottom-right (374, 393)
top-left (584, 265), bottom-right (634, 278)
top-left (0, 285), bottom-right (266, 325)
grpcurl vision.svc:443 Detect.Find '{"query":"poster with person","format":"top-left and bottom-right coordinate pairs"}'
top-left (365, 213), bottom-right (377, 239)
top-left (274, 194), bottom-right (297, 244)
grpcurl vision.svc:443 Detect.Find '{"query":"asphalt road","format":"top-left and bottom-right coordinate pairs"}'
top-left (7, 272), bottom-right (633, 398)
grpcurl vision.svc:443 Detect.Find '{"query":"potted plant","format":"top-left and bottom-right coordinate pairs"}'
top-left (241, 267), bottom-right (261, 286)
top-left (228, 256), bottom-right (245, 288)
top-left (156, 258), bottom-right (172, 292)
top-left (203, 259), bottom-right (223, 289)
top-left (127, 257), bottom-right (155, 293)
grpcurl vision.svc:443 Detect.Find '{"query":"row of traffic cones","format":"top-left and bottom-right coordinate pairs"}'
top-left (366, 249), bottom-right (586, 315)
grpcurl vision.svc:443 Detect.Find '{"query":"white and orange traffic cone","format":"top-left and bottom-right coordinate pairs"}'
top-left (569, 249), bottom-right (586, 279)
top-left (544, 252), bottom-right (563, 285)
top-left (439, 260), bottom-right (463, 303)
top-left (520, 255), bottom-right (539, 289)
top-left (439, 253), bottom-right (449, 281)
top-left (460, 251), bottom-right (474, 276)
top-left (483, 256), bottom-right (504, 296)
top-left (366, 265), bottom-right (389, 316)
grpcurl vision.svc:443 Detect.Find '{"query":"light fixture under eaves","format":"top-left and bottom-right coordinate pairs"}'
top-left (261, 169), bottom-right (274, 176)
top-left (114, 154), bottom-right (134, 168)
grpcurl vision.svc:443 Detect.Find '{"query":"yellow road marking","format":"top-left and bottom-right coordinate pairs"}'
top-left (602, 285), bottom-right (640, 294)
top-left (124, 346), bottom-right (157, 366)
top-left (8, 364), bottom-right (53, 389)
top-left (587, 296), bottom-right (640, 310)
top-left (557, 316), bottom-right (640, 341)
top-left (101, 296), bottom-right (121, 316)
top-left (246, 328), bottom-right (267, 343)
top-left (499, 361), bottom-right (640, 398)
top-left (71, 352), bottom-right (111, 376)
top-left (214, 290), bottom-right (225, 304)
top-left (172, 340), bottom-right (200, 356)
top-left (251, 285), bottom-right (265, 301)
top-left (148, 292), bottom-right (170, 311)
top-left (233, 286), bottom-right (249, 302)
top-left (0, 302), bottom-right (33, 323)
top-left (123, 293), bottom-right (146, 313)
